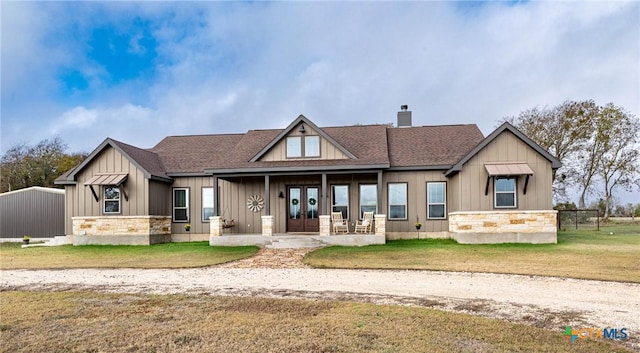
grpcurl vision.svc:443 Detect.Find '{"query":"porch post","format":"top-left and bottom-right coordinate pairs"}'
top-left (264, 174), bottom-right (270, 215)
top-left (212, 176), bottom-right (219, 216)
top-left (377, 170), bottom-right (383, 214)
top-left (321, 172), bottom-right (327, 215)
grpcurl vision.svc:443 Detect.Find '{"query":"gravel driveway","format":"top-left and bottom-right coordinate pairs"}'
top-left (2, 266), bottom-right (639, 350)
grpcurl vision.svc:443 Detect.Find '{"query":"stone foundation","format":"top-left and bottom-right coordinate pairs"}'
top-left (72, 216), bottom-right (171, 245)
top-left (448, 210), bottom-right (557, 244)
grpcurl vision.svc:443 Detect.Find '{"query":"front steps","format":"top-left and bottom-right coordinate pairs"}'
top-left (266, 235), bottom-right (326, 249)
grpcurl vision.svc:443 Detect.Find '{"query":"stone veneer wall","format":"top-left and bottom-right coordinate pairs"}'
top-left (72, 216), bottom-right (171, 245)
top-left (448, 210), bottom-right (558, 244)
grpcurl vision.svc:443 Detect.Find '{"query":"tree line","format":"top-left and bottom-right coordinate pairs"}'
top-left (0, 137), bottom-right (87, 192)
top-left (502, 100), bottom-right (640, 221)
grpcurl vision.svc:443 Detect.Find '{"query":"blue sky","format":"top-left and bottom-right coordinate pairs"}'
top-left (1, 1), bottom-right (639, 202)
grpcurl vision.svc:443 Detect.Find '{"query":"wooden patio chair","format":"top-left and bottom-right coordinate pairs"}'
top-left (355, 211), bottom-right (374, 234)
top-left (331, 212), bottom-right (349, 234)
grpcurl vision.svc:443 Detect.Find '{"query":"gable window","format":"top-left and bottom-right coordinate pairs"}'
top-left (388, 183), bottom-right (407, 220)
top-left (173, 188), bottom-right (189, 222)
top-left (304, 136), bottom-right (320, 157)
top-left (332, 185), bottom-right (349, 219)
top-left (359, 184), bottom-right (377, 219)
top-left (202, 187), bottom-right (214, 222)
top-left (286, 137), bottom-right (302, 158)
top-left (427, 182), bottom-right (446, 219)
top-left (103, 186), bottom-right (121, 214)
top-left (495, 178), bottom-right (516, 208)
top-left (286, 136), bottom-right (320, 158)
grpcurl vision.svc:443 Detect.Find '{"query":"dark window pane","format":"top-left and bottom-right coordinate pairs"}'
top-left (174, 209), bottom-right (188, 221)
top-left (389, 205), bottom-right (406, 219)
top-left (174, 190), bottom-right (187, 207)
top-left (496, 193), bottom-right (515, 207)
top-left (105, 201), bottom-right (119, 213)
top-left (429, 205), bottom-right (445, 218)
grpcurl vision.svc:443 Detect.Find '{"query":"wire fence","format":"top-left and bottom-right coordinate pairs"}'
top-left (557, 209), bottom-right (600, 231)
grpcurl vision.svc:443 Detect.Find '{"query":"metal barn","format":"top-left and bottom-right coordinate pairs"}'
top-left (0, 187), bottom-right (65, 239)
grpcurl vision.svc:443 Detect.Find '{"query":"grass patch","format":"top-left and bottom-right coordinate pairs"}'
top-left (0, 291), bottom-right (632, 353)
top-left (0, 242), bottom-right (258, 269)
top-left (304, 225), bottom-right (640, 283)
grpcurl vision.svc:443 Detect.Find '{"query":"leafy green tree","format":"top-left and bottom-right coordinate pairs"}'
top-left (0, 137), bottom-right (86, 192)
top-left (593, 103), bottom-right (640, 221)
top-left (502, 100), bottom-right (597, 202)
top-left (503, 100), bottom-right (640, 215)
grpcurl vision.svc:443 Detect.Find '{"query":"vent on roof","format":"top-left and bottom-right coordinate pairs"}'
top-left (397, 105), bottom-right (412, 127)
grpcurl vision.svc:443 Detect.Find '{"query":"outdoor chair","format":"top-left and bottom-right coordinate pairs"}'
top-left (331, 212), bottom-right (349, 234)
top-left (355, 211), bottom-right (374, 234)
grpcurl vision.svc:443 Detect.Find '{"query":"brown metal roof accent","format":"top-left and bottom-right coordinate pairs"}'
top-left (84, 173), bottom-right (128, 186)
top-left (484, 162), bottom-right (534, 176)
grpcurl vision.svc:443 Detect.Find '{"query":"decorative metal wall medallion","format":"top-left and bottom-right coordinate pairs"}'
top-left (247, 195), bottom-right (264, 212)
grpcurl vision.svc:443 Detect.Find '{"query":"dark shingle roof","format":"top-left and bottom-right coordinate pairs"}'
top-left (58, 120), bottom-right (487, 182)
top-left (387, 125), bottom-right (484, 167)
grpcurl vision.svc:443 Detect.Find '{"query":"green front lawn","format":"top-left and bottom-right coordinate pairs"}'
top-left (0, 242), bottom-right (258, 269)
top-left (304, 225), bottom-right (640, 282)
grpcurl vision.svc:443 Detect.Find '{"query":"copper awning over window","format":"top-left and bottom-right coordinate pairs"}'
top-left (484, 163), bottom-right (534, 176)
top-left (84, 173), bottom-right (129, 202)
top-left (84, 173), bottom-right (128, 186)
top-left (484, 163), bottom-right (533, 195)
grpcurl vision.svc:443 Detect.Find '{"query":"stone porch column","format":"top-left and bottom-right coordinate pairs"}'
top-left (209, 216), bottom-right (223, 237)
top-left (374, 214), bottom-right (386, 236)
top-left (262, 215), bottom-right (274, 236)
top-left (319, 215), bottom-right (330, 236)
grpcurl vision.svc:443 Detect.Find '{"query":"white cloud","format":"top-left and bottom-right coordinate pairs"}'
top-left (1, 0), bottom-right (638, 153)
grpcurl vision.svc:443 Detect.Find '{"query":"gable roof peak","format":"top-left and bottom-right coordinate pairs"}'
top-left (249, 114), bottom-right (357, 162)
top-left (444, 121), bottom-right (562, 176)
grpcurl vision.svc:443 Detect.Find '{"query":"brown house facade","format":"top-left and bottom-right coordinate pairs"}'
top-left (56, 109), bottom-right (561, 245)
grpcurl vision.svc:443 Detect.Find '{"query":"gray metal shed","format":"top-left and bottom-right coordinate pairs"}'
top-left (0, 186), bottom-right (65, 238)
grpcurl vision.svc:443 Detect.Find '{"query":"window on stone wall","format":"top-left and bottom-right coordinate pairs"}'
top-left (103, 186), bottom-right (120, 214)
top-left (495, 177), bottom-right (517, 208)
top-left (388, 183), bottom-right (407, 220)
top-left (202, 187), bottom-right (214, 222)
top-left (173, 188), bottom-right (190, 222)
top-left (427, 182), bottom-right (446, 219)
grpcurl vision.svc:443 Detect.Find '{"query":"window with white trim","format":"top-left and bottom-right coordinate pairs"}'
top-left (388, 183), bottom-right (407, 220)
top-left (331, 185), bottom-right (349, 220)
top-left (103, 186), bottom-right (120, 214)
top-left (286, 136), bottom-right (320, 158)
top-left (173, 188), bottom-right (189, 222)
top-left (202, 187), bottom-right (214, 222)
top-left (427, 182), bottom-right (446, 219)
top-left (359, 184), bottom-right (377, 219)
top-left (495, 178), bottom-right (516, 208)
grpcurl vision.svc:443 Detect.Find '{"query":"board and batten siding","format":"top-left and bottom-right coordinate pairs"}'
top-left (382, 171), bottom-right (449, 233)
top-left (0, 187), bottom-right (65, 238)
top-left (258, 124), bottom-right (350, 161)
top-left (450, 131), bottom-right (554, 212)
top-left (218, 177), bottom-right (265, 234)
top-left (169, 176), bottom-right (215, 234)
top-left (63, 146), bottom-right (150, 234)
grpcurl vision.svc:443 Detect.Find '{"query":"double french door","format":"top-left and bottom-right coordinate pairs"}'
top-left (287, 186), bottom-right (320, 232)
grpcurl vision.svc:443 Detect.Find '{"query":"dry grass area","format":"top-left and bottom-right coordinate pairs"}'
top-left (0, 291), bottom-right (632, 353)
top-left (0, 242), bottom-right (258, 269)
top-left (304, 225), bottom-right (640, 283)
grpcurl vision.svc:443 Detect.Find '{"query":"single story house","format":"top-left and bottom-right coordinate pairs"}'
top-left (55, 107), bottom-right (561, 245)
top-left (0, 186), bottom-right (65, 239)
